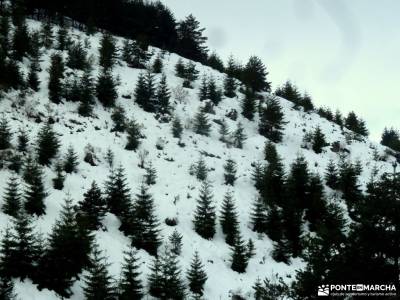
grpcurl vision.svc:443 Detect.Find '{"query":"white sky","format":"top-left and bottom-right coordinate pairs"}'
top-left (162, 0), bottom-right (400, 141)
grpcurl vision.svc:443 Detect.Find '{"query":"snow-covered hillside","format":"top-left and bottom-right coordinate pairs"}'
top-left (0, 19), bottom-right (397, 300)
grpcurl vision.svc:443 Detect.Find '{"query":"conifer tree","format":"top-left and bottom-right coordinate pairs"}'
top-left (193, 108), bottom-right (211, 136)
top-left (96, 70), bottom-right (118, 107)
top-left (199, 75), bottom-right (208, 101)
top-left (67, 41), bottom-right (87, 70)
top-left (39, 22), bottom-right (53, 49)
top-left (207, 52), bottom-right (224, 72)
top-left (48, 53), bottom-right (64, 104)
top-left (104, 166), bottom-right (131, 220)
top-left (259, 97), bottom-right (285, 143)
top-left (171, 116), bottom-right (183, 139)
top-left (241, 88), bottom-right (256, 120)
top-left (175, 58), bottom-right (185, 78)
top-left (232, 122), bottom-right (246, 149)
top-left (122, 40), bottom-right (148, 69)
top-left (37, 196), bottom-right (93, 297)
top-left (78, 70), bottom-right (95, 117)
top-left (169, 229), bottom-right (183, 256)
top-left (111, 106), bottom-right (127, 132)
top-left (250, 197), bottom-right (267, 233)
top-left (271, 236), bottom-right (291, 264)
top-left (156, 74), bottom-right (170, 115)
top-left (52, 161), bottom-right (65, 190)
top-left (76, 181), bottom-right (106, 231)
top-left (305, 174), bottom-right (327, 232)
top-left (242, 56), bottom-right (270, 92)
top-left (125, 118), bottom-right (142, 151)
top-left (36, 122), bottom-right (60, 166)
top-left (119, 247), bottom-right (143, 300)
top-left (193, 156), bottom-right (208, 181)
top-left (223, 158), bottom-right (237, 186)
top-left (264, 141), bottom-right (278, 163)
top-left (27, 60), bottom-right (40, 92)
top-left (261, 153), bottom-right (286, 207)
top-left (187, 251), bottom-right (208, 296)
top-left (224, 74), bottom-right (236, 98)
top-left (0, 275), bottom-right (16, 299)
top-left (265, 204), bottom-right (283, 242)
top-left (182, 61), bottom-right (199, 88)
top-left (23, 160), bottom-right (46, 216)
top-left (325, 160), bottom-right (339, 190)
top-left (63, 145), bottom-right (78, 173)
top-left (220, 191), bottom-right (239, 246)
top-left (148, 248), bottom-right (186, 300)
top-left (130, 183), bottom-right (161, 256)
top-left (145, 162), bottom-right (157, 185)
top-left (2, 176), bottom-right (21, 218)
top-left (247, 238), bottom-right (256, 259)
top-left (12, 21), bottom-right (30, 61)
top-left (219, 119), bottom-right (230, 144)
top-left (252, 162), bottom-right (264, 191)
top-left (99, 33), bottom-right (117, 70)
top-left (207, 76), bottom-right (222, 105)
top-left (152, 54), bottom-right (163, 74)
top-left (0, 228), bottom-right (14, 280)
top-left (17, 128), bottom-right (29, 153)
top-left (134, 72), bottom-right (156, 112)
top-left (83, 244), bottom-right (116, 300)
top-left (230, 235), bottom-right (249, 273)
top-left (0, 116), bottom-right (11, 150)
top-left (312, 126), bottom-right (328, 154)
top-left (56, 26), bottom-right (69, 51)
top-left (193, 181), bottom-right (216, 240)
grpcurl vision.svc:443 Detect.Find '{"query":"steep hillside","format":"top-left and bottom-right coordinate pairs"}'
top-left (0, 19), bottom-right (397, 300)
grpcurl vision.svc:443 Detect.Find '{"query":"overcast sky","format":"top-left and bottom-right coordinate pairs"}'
top-left (162, 0), bottom-right (400, 141)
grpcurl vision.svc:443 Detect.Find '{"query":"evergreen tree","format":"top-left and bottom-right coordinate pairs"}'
top-left (219, 118), bottom-right (230, 144)
top-left (230, 235), bottom-right (249, 273)
top-left (187, 251), bottom-right (207, 296)
top-left (83, 244), bottom-right (116, 300)
top-left (259, 97), bottom-right (285, 143)
top-left (207, 52), bottom-right (224, 72)
top-left (125, 118), bottom-right (142, 151)
top-left (223, 158), bottom-right (237, 186)
top-left (67, 40), bottom-right (87, 70)
top-left (193, 156), bottom-right (208, 181)
top-left (275, 81), bottom-right (302, 106)
top-left (96, 70), bottom-right (118, 107)
top-left (305, 174), bottom-right (327, 232)
top-left (0, 116), bottom-right (11, 150)
top-left (241, 88), bottom-right (256, 120)
top-left (250, 197), bottom-right (267, 233)
top-left (99, 33), bottom-right (117, 70)
top-left (148, 248), bottom-right (186, 300)
top-left (2, 176), bottom-right (21, 218)
top-left (152, 54), bottom-right (163, 74)
top-left (265, 205), bottom-right (283, 242)
top-left (198, 75), bottom-right (208, 101)
top-left (261, 153), bottom-right (286, 207)
top-left (264, 141), bottom-right (278, 163)
top-left (338, 161), bottom-right (363, 217)
top-left (312, 126), bottom-right (328, 154)
top-left (104, 166), bottom-right (131, 220)
top-left (325, 160), bottom-right (339, 190)
top-left (37, 196), bottom-right (93, 297)
top-left (121, 40), bottom-right (148, 69)
top-left (207, 76), bottom-right (222, 105)
top-left (220, 190), bottom-right (239, 246)
top-left (0, 228), bottom-right (15, 280)
top-left (111, 106), bottom-right (127, 132)
top-left (11, 21), bottom-right (30, 61)
top-left (27, 60), bottom-right (40, 92)
top-left (271, 236), bottom-right (291, 264)
top-left (169, 229), bottom-right (183, 256)
top-left (380, 127), bottom-right (400, 152)
top-left (134, 72), bottom-right (157, 112)
top-left (56, 26), bottom-right (69, 51)
top-left (224, 74), bottom-right (236, 98)
top-left (76, 181), bottom-right (106, 231)
top-left (63, 145), bottom-right (79, 173)
top-left (242, 56), bottom-right (270, 92)
top-left (119, 247), bottom-right (143, 300)
top-left (193, 181), bottom-right (216, 240)
top-left (193, 108), bottom-right (211, 136)
top-left (78, 70), bottom-right (95, 117)
top-left (182, 61), bottom-right (199, 88)
top-left (23, 160), bottom-right (46, 216)
top-left (36, 122), bottom-right (60, 166)
top-left (145, 162), bottom-right (157, 185)
top-left (171, 116), bottom-right (183, 139)
top-left (175, 58), bottom-right (185, 78)
top-left (156, 74), bottom-right (170, 115)
top-left (48, 53), bottom-right (64, 104)
top-left (232, 122), bottom-right (246, 149)
top-left (301, 92), bottom-right (314, 112)
top-left (52, 161), bottom-right (65, 190)
top-left (247, 238), bottom-right (256, 259)
top-left (39, 22), bottom-right (53, 49)
top-left (0, 275), bottom-right (16, 299)
top-left (17, 128), bottom-right (29, 153)
top-left (252, 162), bottom-right (264, 191)
top-left (130, 183), bottom-right (161, 256)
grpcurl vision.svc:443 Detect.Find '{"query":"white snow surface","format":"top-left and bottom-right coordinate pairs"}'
top-left (0, 19), bottom-right (397, 300)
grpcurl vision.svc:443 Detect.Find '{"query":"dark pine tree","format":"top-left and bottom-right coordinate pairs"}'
top-left (169, 229), bottom-right (183, 256)
top-left (305, 174), bottom-right (328, 232)
top-left (130, 183), bottom-right (161, 256)
top-left (230, 234), bottom-right (249, 273)
top-left (0, 275), bottom-right (16, 299)
top-left (0, 228), bottom-right (15, 280)
top-left (48, 53), bottom-right (64, 104)
top-left (242, 56), bottom-right (270, 92)
top-left (11, 21), bottom-right (30, 61)
top-left (134, 72), bottom-right (157, 112)
top-left (171, 116), bottom-right (183, 139)
top-left (264, 141), bottom-right (278, 163)
top-left (187, 251), bottom-right (208, 296)
top-left (259, 97), bottom-right (285, 143)
top-left (121, 40), bottom-right (149, 69)
top-left (63, 145), bottom-right (79, 173)
top-left (104, 166), bottom-right (131, 220)
top-left (380, 127), bottom-right (400, 152)
top-left (193, 156), bottom-right (208, 181)
top-left (2, 176), bottom-right (21, 218)
top-left (198, 75), bottom-right (208, 101)
top-left (223, 158), bottom-right (237, 186)
top-left (66, 41), bottom-right (87, 70)
top-left (207, 52), bottom-right (224, 72)
top-left (312, 126), bottom-right (328, 154)
top-left (325, 160), bottom-right (339, 190)
top-left (27, 60), bottom-right (40, 92)
top-left (224, 74), bottom-right (236, 98)
top-left (111, 106), bottom-right (127, 133)
top-left (232, 122), bottom-right (246, 149)
top-left (193, 181), bottom-right (216, 240)
top-left (250, 197), bottom-right (267, 233)
top-left (118, 247), bottom-right (143, 300)
top-left (207, 76), bottom-right (222, 105)
top-left (83, 244), bottom-right (116, 300)
top-left (241, 88), bottom-right (256, 120)
top-left (152, 54), bottom-right (163, 73)
top-left (76, 181), bottom-right (106, 231)
top-left (125, 118), bottom-right (142, 151)
top-left (193, 108), bottom-right (211, 136)
top-left (156, 74), bottom-right (170, 115)
top-left (23, 160), bottom-right (46, 216)
top-left (252, 162), bottom-right (264, 191)
top-left (144, 162), bottom-right (157, 185)
top-left (0, 116), bottom-right (12, 150)
top-left (52, 161), bottom-right (65, 190)
top-left (17, 128), bottom-right (29, 153)
top-left (78, 70), bottom-right (95, 117)
top-left (96, 70), bottom-right (118, 107)
top-left (220, 190), bottom-right (239, 246)
top-left (219, 119), bottom-right (230, 144)
top-left (36, 122), bottom-right (60, 166)
top-left (99, 33), bottom-right (117, 70)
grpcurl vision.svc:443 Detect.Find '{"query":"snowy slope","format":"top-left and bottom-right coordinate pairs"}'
top-left (0, 19), bottom-right (397, 300)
